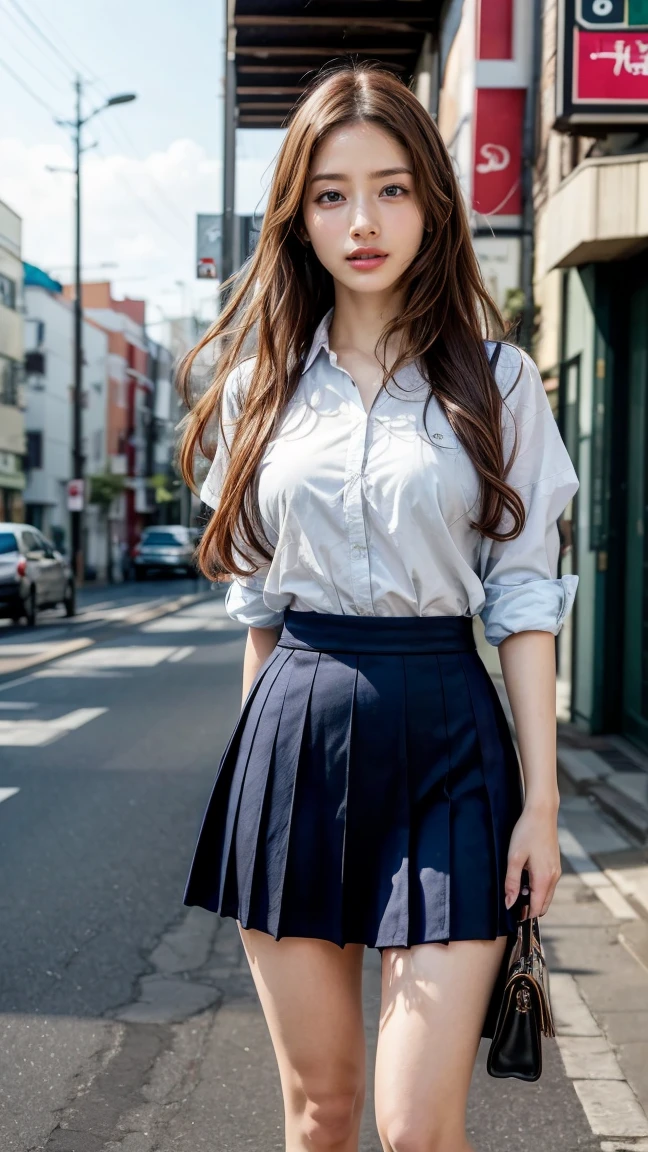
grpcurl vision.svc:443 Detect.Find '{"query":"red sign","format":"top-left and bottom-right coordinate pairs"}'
top-left (472, 88), bottom-right (525, 217)
top-left (574, 28), bottom-right (648, 102)
top-left (67, 479), bottom-right (84, 512)
top-left (477, 0), bottom-right (514, 60)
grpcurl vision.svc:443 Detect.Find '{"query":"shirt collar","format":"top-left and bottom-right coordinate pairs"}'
top-left (302, 306), bottom-right (335, 373)
top-left (301, 305), bottom-right (424, 393)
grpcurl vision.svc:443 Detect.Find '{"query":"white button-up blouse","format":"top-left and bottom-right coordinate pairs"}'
top-left (200, 306), bottom-right (579, 646)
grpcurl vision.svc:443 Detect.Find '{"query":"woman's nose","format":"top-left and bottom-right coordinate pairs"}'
top-left (349, 210), bottom-right (378, 239)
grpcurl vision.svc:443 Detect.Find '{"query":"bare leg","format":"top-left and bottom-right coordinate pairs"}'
top-left (374, 937), bottom-right (507, 1152)
top-left (238, 924), bottom-right (366, 1152)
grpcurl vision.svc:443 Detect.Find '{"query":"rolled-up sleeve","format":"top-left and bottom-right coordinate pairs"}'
top-left (478, 348), bottom-right (580, 647)
top-left (200, 360), bottom-right (285, 631)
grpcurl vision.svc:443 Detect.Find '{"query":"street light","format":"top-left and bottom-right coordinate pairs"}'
top-left (50, 80), bottom-right (136, 584)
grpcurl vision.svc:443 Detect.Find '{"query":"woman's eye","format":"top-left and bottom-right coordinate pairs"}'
top-left (317, 190), bottom-right (344, 204)
top-left (382, 184), bottom-right (407, 197)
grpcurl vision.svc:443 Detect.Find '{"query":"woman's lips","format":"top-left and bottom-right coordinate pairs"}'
top-left (346, 254), bottom-right (388, 271)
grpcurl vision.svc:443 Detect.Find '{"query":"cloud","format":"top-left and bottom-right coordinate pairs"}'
top-left (0, 136), bottom-right (279, 323)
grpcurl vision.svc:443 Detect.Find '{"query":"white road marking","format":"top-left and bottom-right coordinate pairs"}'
top-left (0, 708), bottom-right (107, 747)
top-left (573, 1082), bottom-right (648, 1138)
top-left (558, 825), bottom-right (638, 920)
top-left (605, 866), bottom-right (648, 918)
top-left (35, 669), bottom-right (135, 680)
top-left (0, 787), bottom-right (19, 803)
top-left (551, 972), bottom-right (601, 1037)
top-left (0, 638), bottom-right (93, 676)
top-left (551, 973), bottom-right (648, 1139)
top-left (601, 1141), bottom-right (648, 1151)
top-left (0, 702), bottom-right (36, 710)
top-left (44, 646), bottom-right (178, 672)
top-left (167, 646), bottom-right (194, 663)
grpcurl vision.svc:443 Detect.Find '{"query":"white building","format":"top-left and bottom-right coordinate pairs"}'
top-left (23, 268), bottom-right (110, 578)
top-left (0, 198), bottom-right (25, 520)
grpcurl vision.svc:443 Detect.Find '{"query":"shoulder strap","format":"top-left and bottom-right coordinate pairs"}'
top-left (488, 341), bottom-right (502, 376)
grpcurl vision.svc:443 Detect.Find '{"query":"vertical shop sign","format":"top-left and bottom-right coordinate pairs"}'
top-left (472, 88), bottom-right (526, 217)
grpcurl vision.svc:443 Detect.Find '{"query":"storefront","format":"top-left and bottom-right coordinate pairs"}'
top-left (532, 0), bottom-right (648, 753)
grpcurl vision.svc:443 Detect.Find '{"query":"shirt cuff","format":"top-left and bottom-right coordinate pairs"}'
top-left (480, 574), bottom-right (579, 647)
top-left (224, 577), bottom-right (286, 630)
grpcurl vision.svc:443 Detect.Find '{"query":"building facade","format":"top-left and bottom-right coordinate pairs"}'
top-left (533, 0), bottom-right (648, 753)
top-left (437, 0), bottom-right (536, 322)
top-left (23, 265), bottom-right (110, 575)
top-left (63, 282), bottom-right (159, 564)
top-left (0, 198), bottom-right (25, 521)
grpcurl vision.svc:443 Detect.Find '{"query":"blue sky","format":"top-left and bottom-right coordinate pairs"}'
top-left (0, 0), bottom-right (284, 324)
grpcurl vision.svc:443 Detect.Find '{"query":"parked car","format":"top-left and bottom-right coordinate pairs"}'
top-left (0, 523), bottom-right (76, 626)
top-left (131, 525), bottom-right (199, 580)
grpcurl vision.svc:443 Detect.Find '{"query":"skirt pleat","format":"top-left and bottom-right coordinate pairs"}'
top-left (184, 610), bottom-right (524, 966)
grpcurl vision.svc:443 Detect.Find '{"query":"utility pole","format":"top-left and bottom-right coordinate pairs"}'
top-left (221, 0), bottom-right (237, 287)
top-left (50, 80), bottom-right (137, 585)
top-left (72, 77), bottom-right (83, 584)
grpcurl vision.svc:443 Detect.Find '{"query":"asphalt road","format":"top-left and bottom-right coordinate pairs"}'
top-left (0, 581), bottom-right (646, 1151)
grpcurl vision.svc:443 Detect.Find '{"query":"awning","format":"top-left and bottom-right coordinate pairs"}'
top-left (233, 1), bottom-right (442, 128)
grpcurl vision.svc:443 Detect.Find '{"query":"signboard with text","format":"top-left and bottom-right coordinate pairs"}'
top-left (557, 0), bottom-right (648, 128)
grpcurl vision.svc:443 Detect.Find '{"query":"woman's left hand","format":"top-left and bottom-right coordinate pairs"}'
top-left (504, 805), bottom-right (562, 919)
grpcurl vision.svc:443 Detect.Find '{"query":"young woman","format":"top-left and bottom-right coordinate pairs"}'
top-left (179, 63), bottom-right (579, 1152)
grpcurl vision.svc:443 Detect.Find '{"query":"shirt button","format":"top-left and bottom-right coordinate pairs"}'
top-left (432, 432), bottom-right (443, 440)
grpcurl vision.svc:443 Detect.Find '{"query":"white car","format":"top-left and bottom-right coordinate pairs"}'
top-left (0, 522), bottom-right (76, 626)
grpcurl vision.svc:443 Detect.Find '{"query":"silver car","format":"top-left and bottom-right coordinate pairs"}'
top-left (0, 522), bottom-right (76, 626)
top-left (132, 525), bottom-right (199, 580)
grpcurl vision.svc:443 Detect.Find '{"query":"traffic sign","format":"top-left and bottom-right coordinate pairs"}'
top-left (67, 479), bottom-right (84, 512)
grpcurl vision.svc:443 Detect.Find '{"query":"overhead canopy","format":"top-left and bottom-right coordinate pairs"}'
top-left (233, 1), bottom-right (442, 128)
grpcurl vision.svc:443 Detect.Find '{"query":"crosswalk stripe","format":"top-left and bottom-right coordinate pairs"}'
top-left (167, 647), bottom-right (195, 663)
top-left (0, 707), bottom-right (107, 747)
top-left (0, 787), bottom-right (19, 804)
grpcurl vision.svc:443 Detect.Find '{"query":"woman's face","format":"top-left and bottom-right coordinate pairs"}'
top-left (301, 122), bottom-right (424, 295)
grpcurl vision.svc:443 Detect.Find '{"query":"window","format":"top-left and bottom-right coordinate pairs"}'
top-left (0, 357), bottom-right (20, 405)
top-left (36, 532), bottom-right (55, 558)
top-left (0, 531), bottom-right (18, 555)
top-left (141, 530), bottom-right (187, 546)
top-left (21, 530), bottom-right (39, 553)
top-left (0, 273), bottom-right (16, 310)
top-left (26, 431), bottom-right (43, 470)
top-left (25, 350), bottom-right (46, 375)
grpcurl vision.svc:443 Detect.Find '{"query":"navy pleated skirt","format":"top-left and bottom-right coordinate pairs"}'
top-left (184, 609), bottom-right (523, 967)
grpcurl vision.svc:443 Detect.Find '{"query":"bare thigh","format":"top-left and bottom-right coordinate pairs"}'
top-left (374, 937), bottom-right (507, 1152)
top-left (238, 923), bottom-right (366, 1152)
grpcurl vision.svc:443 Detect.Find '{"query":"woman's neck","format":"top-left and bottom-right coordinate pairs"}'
top-left (328, 287), bottom-right (407, 369)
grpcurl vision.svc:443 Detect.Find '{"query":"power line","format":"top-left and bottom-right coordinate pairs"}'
top-left (99, 116), bottom-right (192, 231)
top-left (0, 51), bottom-right (62, 116)
top-left (94, 145), bottom-right (188, 252)
top-left (0, 18), bottom-right (70, 95)
top-left (14, 0), bottom-right (103, 82)
top-left (4, 0), bottom-right (88, 83)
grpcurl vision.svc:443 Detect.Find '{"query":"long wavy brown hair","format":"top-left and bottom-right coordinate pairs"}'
top-left (177, 61), bottom-right (525, 582)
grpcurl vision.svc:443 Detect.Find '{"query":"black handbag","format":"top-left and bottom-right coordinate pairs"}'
top-left (486, 884), bottom-right (556, 1082)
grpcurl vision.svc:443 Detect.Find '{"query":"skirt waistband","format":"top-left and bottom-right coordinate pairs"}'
top-left (277, 608), bottom-right (476, 655)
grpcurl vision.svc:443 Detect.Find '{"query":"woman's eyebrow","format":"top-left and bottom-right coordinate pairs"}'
top-left (309, 166), bottom-right (413, 184)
